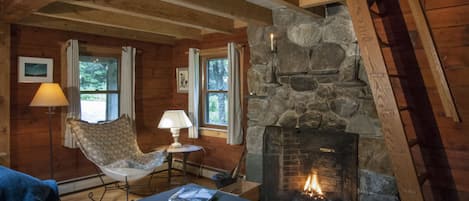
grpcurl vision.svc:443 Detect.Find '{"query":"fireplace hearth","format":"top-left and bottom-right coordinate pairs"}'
top-left (263, 127), bottom-right (358, 201)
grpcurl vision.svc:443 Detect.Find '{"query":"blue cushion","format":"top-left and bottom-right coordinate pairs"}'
top-left (0, 166), bottom-right (59, 201)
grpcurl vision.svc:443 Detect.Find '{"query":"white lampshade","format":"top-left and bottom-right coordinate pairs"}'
top-left (158, 110), bottom-right (192, 129)
top-left (30, 83), bottom-right (69, 107)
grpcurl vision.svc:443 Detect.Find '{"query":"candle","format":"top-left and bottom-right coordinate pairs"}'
top-left (270, 33), bottom-right (274, 51)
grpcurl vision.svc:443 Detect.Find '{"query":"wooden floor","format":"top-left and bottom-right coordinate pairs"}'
top-left (61, 171), bottom-right (216, 201)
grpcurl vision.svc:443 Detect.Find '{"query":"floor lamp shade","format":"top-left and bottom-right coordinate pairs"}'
top-left (158, 110), bottom-right (192, 148)
top-left (30, 83), bottom-right (69, 107)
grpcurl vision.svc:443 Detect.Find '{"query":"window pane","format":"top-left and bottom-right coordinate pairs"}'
top-left (79, 56), bottom-right (119, 91)
top-left (206, 92), bottom-right (228, 125)
top-left (80, 93), bottom-right (118, 123)
top-left (207, 58), bottom-right (228, 91)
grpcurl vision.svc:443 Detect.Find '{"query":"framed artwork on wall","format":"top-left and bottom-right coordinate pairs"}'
top-left (18, 56), bottom-right (53, 83)
top-left (176, 67), bottom-right (189, 93)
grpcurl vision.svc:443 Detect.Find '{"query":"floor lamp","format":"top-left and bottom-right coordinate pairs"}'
top-left (30, 83), bottom-right (69, 179)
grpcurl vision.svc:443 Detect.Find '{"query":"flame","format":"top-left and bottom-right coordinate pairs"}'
top-left (303, 172), bottom-right (323, 196)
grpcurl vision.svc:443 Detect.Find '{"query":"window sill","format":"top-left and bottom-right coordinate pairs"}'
top-left (199, 127), bottom-right (227, 139)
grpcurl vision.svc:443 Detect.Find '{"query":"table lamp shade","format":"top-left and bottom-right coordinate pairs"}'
top-left (30, 83), bottom-right (69, 107)
top-left (158, 110), bottom-right (192, 129)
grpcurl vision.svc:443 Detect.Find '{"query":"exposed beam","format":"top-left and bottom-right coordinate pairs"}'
top-left (59, 0), bottom-right (234, 34)
top-left (36, 2), bottom-right (202, 40)
top-left (18, 14), bottom-right (175, 45)
top-left (160, 0), bottom-right (272, 25)
top-left (299, 0), bottom-right (343, 8)
top-left (247, 0), bottom-right (322, 17)
top-left (0, 23), bottom-right (10, 167)
top-left (406, 0), bottom-right (460, 122)
top-left (0, 0), bottom-right (56, 22)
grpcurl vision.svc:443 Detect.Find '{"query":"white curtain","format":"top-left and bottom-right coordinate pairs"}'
top-left (64, 39), bottom-right (80, 149)
top-left (227, 42), bottom-right (243, 145)
top-left (120, 46), bottom-right (136, 121)
top-left (188, 48), bottom-right (200, 139)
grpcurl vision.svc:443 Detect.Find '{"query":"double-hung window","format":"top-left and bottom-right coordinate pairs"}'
top-left (79, 55), bottom-right (119, 123)
top-left (201, 52), bottom-right (229, 129)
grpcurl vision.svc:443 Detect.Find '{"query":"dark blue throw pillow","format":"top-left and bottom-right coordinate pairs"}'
top-left (0, 166), bottom-right (59, 201)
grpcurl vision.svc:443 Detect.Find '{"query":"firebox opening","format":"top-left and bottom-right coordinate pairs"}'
top-left (263, 128), bottom-right (358, 201)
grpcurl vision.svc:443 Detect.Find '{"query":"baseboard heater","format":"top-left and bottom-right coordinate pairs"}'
top-left (58, 160), bottom-right (238, 195)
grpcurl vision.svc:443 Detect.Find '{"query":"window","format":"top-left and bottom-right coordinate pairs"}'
top-left (201, 53), bottom-right (229, 128)
top-left (79, 55), bottom-right (119, 123)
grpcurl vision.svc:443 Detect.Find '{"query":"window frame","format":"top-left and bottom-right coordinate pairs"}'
top-left (200, 50), bottom-right (229, 130)
top-left (78, 47), bottom-right (122, 122)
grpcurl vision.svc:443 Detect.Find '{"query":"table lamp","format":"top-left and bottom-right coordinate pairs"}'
top-left (158, 110), bottom-right (192, 148)
top-left (30, 83), bottom-right (69, 178)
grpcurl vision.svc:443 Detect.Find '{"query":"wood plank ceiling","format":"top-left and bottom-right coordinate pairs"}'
top-left (0, 0), bottom-right (336, 45)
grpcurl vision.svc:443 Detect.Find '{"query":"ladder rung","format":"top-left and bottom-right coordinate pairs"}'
top-left (389, 74), bottom-right (407, 79)
top-left (379, 41), bottom-right (391, 48)
top-left (418, 172), bottom-right (428, 185)
top-left (377, 35), bottom-right (391, 47)
top-left (367, 0), bottom-right (378, 7)
top-left (370, 10), bottom-right (384, 18)
top-left (408, 138), bottom-right (418, 147)
top-left (399, 106), bottom-right (411, 111)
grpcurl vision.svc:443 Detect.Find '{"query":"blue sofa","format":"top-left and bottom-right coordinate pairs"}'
top-left (0, 166), bottom-right (59, 201)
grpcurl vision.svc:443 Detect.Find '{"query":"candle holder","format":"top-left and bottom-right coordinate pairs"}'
top-left (268, 34), bottom-right (281, 85)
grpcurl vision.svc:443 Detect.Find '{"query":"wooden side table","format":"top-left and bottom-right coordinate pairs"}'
top-left (220, 180), bottom-right (261, 201)
top-left (157, 144), bottom-right (203, 183)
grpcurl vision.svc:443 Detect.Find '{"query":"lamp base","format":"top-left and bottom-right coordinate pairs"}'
top-left (170, 142), bottom-right (182, 148)
top-left (170, 128), bottom-right (183, 148)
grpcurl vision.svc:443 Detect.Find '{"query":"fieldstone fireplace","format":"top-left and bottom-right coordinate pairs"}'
top-left (245, 4), bottom-right (400, 201)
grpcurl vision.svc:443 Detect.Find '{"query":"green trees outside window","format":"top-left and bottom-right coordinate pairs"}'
top-left (205, 58), bottom-right (228, 126)
top-left (79, 55), bottom-right (119, 123)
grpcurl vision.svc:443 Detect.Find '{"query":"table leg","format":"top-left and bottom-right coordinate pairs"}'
top-left (167, 153), bottom-right (173, 183)
top-left (183, 152), bottom-right (189, 183)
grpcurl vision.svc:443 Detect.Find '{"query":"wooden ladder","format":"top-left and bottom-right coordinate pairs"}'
top-left (345, 0), bottom-right (436, 200)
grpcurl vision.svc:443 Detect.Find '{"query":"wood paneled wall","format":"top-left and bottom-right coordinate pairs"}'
top-left (10, 25), bottom-right (173, 181)
top-left (170, 28), bottom-right (249, 171)
top-left (372, 0), bottom-right (469, 200)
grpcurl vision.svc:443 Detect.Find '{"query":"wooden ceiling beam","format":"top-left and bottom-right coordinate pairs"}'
top-left (247, 0), bottom-right (322, 17)
top-left (17, 14), bottom-right (175, 45)
top-left (35, 2), bottom-right (202, 40)
top-left (299, 0), bottom-right (343, 8)
top-left (59, 0), bottom-right (234, 34)
top-left (160, 0), bottom-right (272, 25)
top-left (0, 0), bottom-right (56, 22)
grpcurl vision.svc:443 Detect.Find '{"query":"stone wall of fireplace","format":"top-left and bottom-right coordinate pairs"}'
top-left (245, 4), bottom-right (400, 201)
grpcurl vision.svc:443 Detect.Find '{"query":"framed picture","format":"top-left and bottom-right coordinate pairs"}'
top-left (18, 56), bottom-right (53, 83)
top-left (176, 67), bottom-right (189, 93)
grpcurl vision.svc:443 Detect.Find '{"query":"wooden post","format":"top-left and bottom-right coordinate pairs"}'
top-left (345, 0), bottom-right (425, 201)
top-left (406, 0), bottom-right (460, 122)
top-left (0, 23), bottom-right (11, 167)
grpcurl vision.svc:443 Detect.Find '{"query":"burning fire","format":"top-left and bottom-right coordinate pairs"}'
top-left (303, 172), bottom-right (324, 197)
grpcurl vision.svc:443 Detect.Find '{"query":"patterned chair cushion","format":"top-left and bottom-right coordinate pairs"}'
top-left (105, 150), bottom-right (166, 171)
top-left (68, 115), bottom-right (142, 166)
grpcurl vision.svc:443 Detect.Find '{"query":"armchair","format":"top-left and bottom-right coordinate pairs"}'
top-left (68, 115), bottom-right (166, 201)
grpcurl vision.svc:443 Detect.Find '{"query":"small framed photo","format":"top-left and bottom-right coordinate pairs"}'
top-left (18, 56), bottom-right (53, 83)
top-left (176, 67), bottom-right (189, 93)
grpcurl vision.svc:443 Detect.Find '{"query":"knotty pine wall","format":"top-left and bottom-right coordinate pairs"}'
top-left (10, 25), bottom-right (174, 181)
top-left (372, 0), bottom-right (469, 200)
top-left (170, 28), bottom-right (248, 171)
